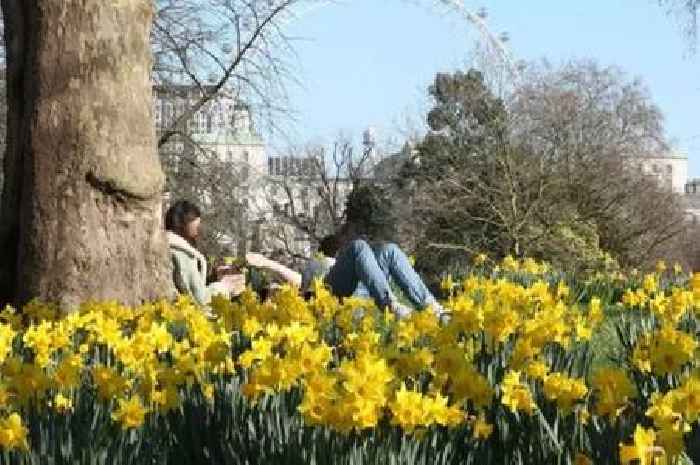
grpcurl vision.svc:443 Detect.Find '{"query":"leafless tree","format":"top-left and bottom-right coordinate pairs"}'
top-left (150, 0), bottom-right (329, 262)
top-left (164, 140), bottom-right (252, 257)
top-left (511, 60), bottom-right (687, 266)
top-left (152, 0), bottom-right (319, 148)
top-left (659, 0), bottom-right (699, 48)
top-left (401, 61), bottom-right (690, 276)
top-left (261, 138), bottom-right (382, 261)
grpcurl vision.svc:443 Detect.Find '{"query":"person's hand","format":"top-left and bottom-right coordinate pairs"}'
top-left (215, 265), bottom-right (235, 281)
top-left (245, 252), bottom-right (270, 269)
top-left (221, 273), bottom-right (246, 297)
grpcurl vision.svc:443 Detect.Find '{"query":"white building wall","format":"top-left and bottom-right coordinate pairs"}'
top-left (154, 85), bottom-right (358, 260)
top-left (637, 151), bottom-right (688, 194)
top-left (152, 86), bottom-right (238, 135)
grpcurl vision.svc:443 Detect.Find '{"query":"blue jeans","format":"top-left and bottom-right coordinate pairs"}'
top-left (324, 240), bottom-right (437, 310)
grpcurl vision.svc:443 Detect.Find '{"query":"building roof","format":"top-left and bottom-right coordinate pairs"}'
top-left (634, 149), bottom-right (688, 161)
top-left (153, 83), bottom-right (227, 95)
top-left (192, 128), bottom-right (264, 146)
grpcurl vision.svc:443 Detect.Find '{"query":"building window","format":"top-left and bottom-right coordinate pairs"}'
top-left (176, 101), bottom-right (184, 118)
top-left (165, 102), bottom-right (173, 125)
top-left (191, 112), bottom-right (199, 134)
top-left (251, 221), bottom-right (262, 251)
top-left (189, 112), bottom-right (198, 134)
top-left (154, 100), bottom-right (161, 123)
top-left (301, 187), bottom-right (310, 213)
top-left (242, 151), bottom-right (250, 178)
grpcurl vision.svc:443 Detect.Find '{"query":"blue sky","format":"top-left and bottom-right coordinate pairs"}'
top-left (278, 0), bottom-right (700, 176)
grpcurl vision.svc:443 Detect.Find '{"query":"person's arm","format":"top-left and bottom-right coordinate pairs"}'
top-left (300, 260), bottom-right (316, 292)
top-left (170, 250), bottom-right (208, 305)
top-left (214, 274), bottom-right (246, 297)
top-left (246, 253), bottom-right (302, 288)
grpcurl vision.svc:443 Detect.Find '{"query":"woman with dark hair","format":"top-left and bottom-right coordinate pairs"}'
top-left (165, 200), bottom-right (245, 306)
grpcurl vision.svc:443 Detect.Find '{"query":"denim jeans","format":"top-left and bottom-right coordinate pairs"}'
top-left (324, 240), bottom-right (437, 310)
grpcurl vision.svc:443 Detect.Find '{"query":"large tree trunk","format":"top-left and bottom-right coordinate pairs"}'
top-left (0, 0), bottom-right (174, 310)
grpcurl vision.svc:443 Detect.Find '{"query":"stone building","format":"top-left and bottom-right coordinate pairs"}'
top-left (624, 149), bottom-right (700, 224)
top-left (153, 84), bottom-right (343, 259)
top-left (633, 150), bottom-right (689, 195)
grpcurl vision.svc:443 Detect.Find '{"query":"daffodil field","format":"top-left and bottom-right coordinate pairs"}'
top-left (1, 258), bottom-right (700, 464)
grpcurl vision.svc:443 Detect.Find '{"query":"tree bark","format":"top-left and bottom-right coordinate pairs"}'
top-left (0, 0), bottom-right (27, 306)
top-left (0, 0), bottom-right (174, 310)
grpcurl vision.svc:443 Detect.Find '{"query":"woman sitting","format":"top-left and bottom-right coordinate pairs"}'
top-left (165, 200), bottom-right (246, 307)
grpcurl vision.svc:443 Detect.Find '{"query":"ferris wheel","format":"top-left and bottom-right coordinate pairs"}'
top-left (434, 0), bottom-right (522, 84)
top-left (286, 0), bottom-right (522, 83)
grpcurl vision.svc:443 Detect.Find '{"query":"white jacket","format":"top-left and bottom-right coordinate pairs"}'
top-left (167, 231), bottom-right (229, 306)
